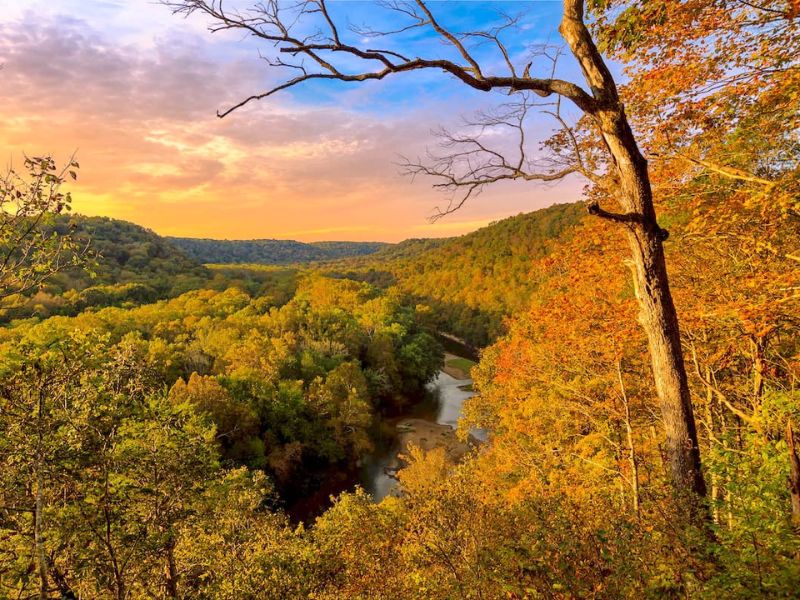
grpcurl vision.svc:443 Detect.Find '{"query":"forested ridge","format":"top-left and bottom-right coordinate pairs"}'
top-left (0, 216), bottom-right (391, 322)
top-left (2, 0), bottom-right (800, 598)
top-left (326, 202), bottom-right (586, 346)
top-left (168, 237), bottom-right (389, 265)
top-left (0, 204), bottom-right (584, 344)
top-left (0, 215), bottom-right (211, 321)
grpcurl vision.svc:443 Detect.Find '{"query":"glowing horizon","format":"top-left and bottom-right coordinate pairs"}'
top-left (0, 0), bottom-right (584, 243)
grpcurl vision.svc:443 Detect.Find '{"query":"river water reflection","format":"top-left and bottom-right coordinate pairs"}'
top-left (359, 369), bottom-right (487, 502)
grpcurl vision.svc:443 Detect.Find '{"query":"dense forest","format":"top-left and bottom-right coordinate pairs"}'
top-left (1, 218), bottom-right (393, 323)
top-left (5, 203), bottom-right (580, 346)
top-left (168, 237), bottom-right (389, 265)
top-left (2, 0), bottom-right (800, 598)
top-left (326, 203), bottom-right (586, 346)
top-left (0, 215), bottom-right (211, 321)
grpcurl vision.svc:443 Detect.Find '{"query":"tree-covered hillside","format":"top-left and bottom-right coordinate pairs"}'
top-left (327, 202), bottom-right (586, 346)
top-left (0, 215), bottom-right (211, 321)
top-left (60, 216), bottom-right (209, 287)
top-left (168, 237), bottom-right (390, 265)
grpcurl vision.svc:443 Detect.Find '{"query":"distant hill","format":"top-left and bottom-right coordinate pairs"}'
top-left (326, 202), bottom-right (586, 346)
top-left (2, 206), bottom-right (585, 339)
top-left (365, 238), bottom-right (451, 261)
top-left (167, 237), bottom-right (390, 265)
top-left (1, 215), bottom-right (211, 321)
top-left (58, 216), bottom-right (209, 288)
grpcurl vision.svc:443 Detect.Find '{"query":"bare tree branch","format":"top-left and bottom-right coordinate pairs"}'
top-left (401, 80), bottom-right (608, 221)
top-left (651, 150), bottom-right (778, 188)
top-left (163, 0), bottom-right (598, 115)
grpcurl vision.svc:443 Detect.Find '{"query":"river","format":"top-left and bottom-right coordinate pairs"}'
top-left (285, 348), bottom-right (484, 520)
top-left (358, 361), bottom-right (487, 502)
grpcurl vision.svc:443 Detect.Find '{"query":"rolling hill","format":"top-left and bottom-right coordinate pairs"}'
top-left (1, 215), bottom-right (211, 321)
top-left (326, 202), bottom-right (586, 346)
top-left (3, 205), bottom-right (585, 341)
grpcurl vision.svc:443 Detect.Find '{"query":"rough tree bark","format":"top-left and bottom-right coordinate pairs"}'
top-left (562, 0), bottom-right (706, 504)
top-left (165, 535), bottom-right (179, 598)
top-left (787, 422), bottom-right (800, 529)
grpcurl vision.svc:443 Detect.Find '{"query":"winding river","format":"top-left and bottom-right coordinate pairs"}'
top-left (359, 363), bottom-right (487, 502)
top-left (286, 344), bottom-right (485, 520)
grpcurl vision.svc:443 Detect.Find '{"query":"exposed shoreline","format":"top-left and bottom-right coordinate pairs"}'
top-left (366, 361), bottom-right (483, 497)
top-left (396, 417), bottom-right (473, 462)
top-left (441, 352), bottom-right (473, 380)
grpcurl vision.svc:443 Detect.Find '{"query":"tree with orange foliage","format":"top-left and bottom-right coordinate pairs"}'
top-left (167, 0), bottom-right (710, 512)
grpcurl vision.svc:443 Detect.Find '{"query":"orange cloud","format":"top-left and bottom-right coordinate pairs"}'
top-left (0, 11), bottom-right (581, 242)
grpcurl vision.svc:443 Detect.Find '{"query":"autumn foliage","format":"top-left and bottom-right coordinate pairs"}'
top-left (1, 1), bottom-right (800, 597)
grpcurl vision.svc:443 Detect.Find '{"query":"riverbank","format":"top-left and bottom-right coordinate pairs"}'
top-left (397, 418), bottom-right (472, 460)
top-left (442, 352), bottom-right (475, 380)
top-left (288, 351), bottom-right (484, 518)
top-left (361, 365), bottom-right (486, 501)
top-left (365, 415), bottom-right (478, 496)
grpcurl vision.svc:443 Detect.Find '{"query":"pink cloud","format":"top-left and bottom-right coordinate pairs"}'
top-left (0, 10), bottom-right (582, 242)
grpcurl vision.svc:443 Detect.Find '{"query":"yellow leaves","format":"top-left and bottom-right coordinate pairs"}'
top-left (397, 445), bottom-right (451, 498)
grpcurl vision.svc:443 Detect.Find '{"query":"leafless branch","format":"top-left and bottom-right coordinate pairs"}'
top-left (162, 0), bottom-right (598, 117)
top-left (163, 0), bottom-right (639, 222)
top-left (399, 89), bottom-right (607, 221)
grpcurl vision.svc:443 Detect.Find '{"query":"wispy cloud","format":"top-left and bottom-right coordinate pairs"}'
top-left (0, 1), bottom-right (581, 242)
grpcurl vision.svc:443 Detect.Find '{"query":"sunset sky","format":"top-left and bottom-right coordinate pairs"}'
top-left (0, 0), bottom-right (585, 241)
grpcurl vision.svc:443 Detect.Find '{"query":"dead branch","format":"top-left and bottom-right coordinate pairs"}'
top-left (163, 0), bottom-right (599, 117)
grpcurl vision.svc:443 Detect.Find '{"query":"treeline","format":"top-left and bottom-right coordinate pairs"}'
top-left (0, 217), bottom-right (344, 322)
top-left (168, 236), bottom-right (389, 265)
top-left (1, 204), bottom-right (584, 348)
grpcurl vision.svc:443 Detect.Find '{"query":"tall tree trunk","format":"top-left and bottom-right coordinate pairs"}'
top-left (751, 334), bottom-right (768, 403)
top-left (561, 1), bottom-right (707, 506)
top-left (704, 366), bottom-right (721, 525)
top-left (787, 421), bottom-right (800, 529)
top-left (35, 469), bottom-right (48, 600)
top-left (622, 211), bottom-right (706, 502)
top-left (34, 380), bottom-right (49, 600)
top-left (164, 534), bottom-right (179, 598)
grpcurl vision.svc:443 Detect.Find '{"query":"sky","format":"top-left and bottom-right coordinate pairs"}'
top-left (0, 0), bottom-right (586, 242)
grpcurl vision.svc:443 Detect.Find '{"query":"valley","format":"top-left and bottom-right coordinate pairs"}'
top-left (1, 1), bottom-right (798, 595)
top-left (2, 190), bottom-right (798, 597)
